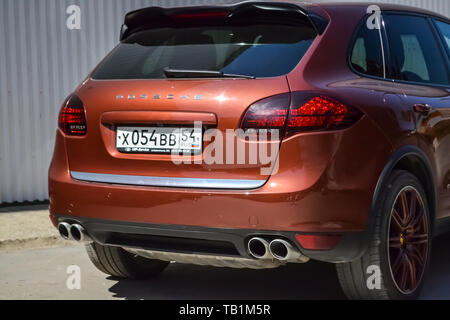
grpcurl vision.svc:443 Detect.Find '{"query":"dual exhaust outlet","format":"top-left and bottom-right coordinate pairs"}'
top-left (248, 237), bottom-right (307, 262)
top-left (58, 222), bottom-right (92, 243)
top-left (60, 223), bottom-right (303, 262)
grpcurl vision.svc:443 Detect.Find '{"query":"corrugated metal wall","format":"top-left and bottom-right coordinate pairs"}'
top-left (0, 0), bottom-right (449, 203)
top-left (0, 0), bottom-right (238, 203)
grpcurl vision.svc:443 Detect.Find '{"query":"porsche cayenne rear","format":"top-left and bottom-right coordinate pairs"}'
top-left (49, 1), bottom-right (450, 299)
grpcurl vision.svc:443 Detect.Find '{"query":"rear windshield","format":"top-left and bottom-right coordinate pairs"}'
top-left (92, 24), bottom-right (316, 79)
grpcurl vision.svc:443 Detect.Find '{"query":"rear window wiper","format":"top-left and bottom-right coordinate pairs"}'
top-left (163, 68), bottom-right (255, 79)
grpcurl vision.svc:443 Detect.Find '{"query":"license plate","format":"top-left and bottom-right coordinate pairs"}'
top-left (116, 126), bottom-right (202, 154)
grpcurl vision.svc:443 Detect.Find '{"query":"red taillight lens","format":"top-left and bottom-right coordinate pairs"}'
top-left (240, 93), bottom-right (290, 135)
top-left (240, 93), bottom-right (362, 138)
top-left (288, 96), bottom-right (347, 127)
top-left (58, 95), bottom-right (87, 136)
top-left (295, 234), bottom-right (341, 251)
top-left (286, 94), bottom-right (362, 137)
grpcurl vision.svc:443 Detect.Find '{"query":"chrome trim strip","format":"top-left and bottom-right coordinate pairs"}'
top-left (70, 171), bottom-right (266, 190)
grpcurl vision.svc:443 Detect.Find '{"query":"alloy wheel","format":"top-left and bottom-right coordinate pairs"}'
top-left (388, 186), bottom-right (429, 295)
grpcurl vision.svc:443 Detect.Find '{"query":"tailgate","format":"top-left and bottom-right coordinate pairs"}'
top-left (67, 77), bottom-right (290, 186)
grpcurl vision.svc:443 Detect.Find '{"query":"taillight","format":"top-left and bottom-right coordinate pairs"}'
top-left (240, 92), bottom-right (362, 138)
top-left (58, 95), bottom-right (87, 136)
top-left (286, 94), bottom-right (362, 137)
top-left (240, 93), bottom-right (290, 136)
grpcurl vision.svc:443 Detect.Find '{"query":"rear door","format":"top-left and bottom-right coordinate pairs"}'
top-left (383, 13), bottom-right (450, 218)
top-left (432, 18), bottom-right (450, 217)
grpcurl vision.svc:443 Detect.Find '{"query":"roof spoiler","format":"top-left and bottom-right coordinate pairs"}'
top-left (120, 1), bottom-right (329, 41)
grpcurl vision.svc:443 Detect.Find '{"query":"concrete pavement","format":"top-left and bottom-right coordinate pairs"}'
top-left (0, 207), bottom-right (69, 252)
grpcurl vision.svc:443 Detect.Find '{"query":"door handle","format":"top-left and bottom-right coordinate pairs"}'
top-left (413, 103), bottom-right (432, 115)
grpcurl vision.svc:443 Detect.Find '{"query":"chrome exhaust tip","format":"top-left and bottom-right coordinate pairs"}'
top-left (58, 222), bottom-right (72, 240)
top-left (269, 239), bottom-right (303, 261)
top-left (248, 237), bottom-right (272, 260)
top-left (69, 224), bottom-right (92, 243)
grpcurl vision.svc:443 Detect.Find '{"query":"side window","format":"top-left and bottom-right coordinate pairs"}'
top-left (384, 14), bottom-right (449, 86)
top-left (350, 21), bottom-right (385, 78)
top-left (435, 20), bottom-right (450, 56)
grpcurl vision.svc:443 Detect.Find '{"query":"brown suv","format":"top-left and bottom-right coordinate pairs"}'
top-left (49, 1), bottom-right (450, 299)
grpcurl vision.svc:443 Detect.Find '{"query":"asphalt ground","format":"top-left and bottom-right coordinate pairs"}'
top-left (1, 206), bottom-right (449, 299)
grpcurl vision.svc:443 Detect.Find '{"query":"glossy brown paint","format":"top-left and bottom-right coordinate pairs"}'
top-left (415, 89), bottom-right (450, 217)
top-left (67, 77), bottom-right (289, 179)
top-left (49, 2), bottom-right (450, 237)
top-left (288, 3), bottom-right (450, 221)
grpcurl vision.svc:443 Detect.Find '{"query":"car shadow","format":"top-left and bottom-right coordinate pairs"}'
top-left (420, 232), bottom-right (450, 300)
top-left (107, 233), bottom-right (450, 300)
top-left (0, 201), bottom-right (49, 213)
top-left (107, 258), bottom-right (345, 300)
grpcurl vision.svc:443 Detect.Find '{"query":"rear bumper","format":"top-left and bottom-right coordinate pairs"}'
top-left (53, 214), bottom-right (367, 263)
top-left (49, 170), bottom-right (372, 234)
top-left (49, 118), bottom-right (388, 234)
top-left (49, 115), bottom-right (393, 263)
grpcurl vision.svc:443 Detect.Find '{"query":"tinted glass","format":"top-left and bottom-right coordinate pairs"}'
top-left (384, 14), bottom-right (449, 85)
top-left (350, 20), bottom-right (385, 78)
top-left (92, 24), bottom-right (316, 79)
top-left (435, 20), bottom-right (450, 55)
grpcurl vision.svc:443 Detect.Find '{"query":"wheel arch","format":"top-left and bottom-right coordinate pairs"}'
top-left (350, 145), bottom-right (437, 262)
top-left (371, 145), bottom-right (437, 232)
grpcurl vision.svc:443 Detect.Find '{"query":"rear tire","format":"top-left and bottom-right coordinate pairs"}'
top-left (85, 242), bottom-right (169, 279)
top-left (336, 170), bottom-right (431, 300)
